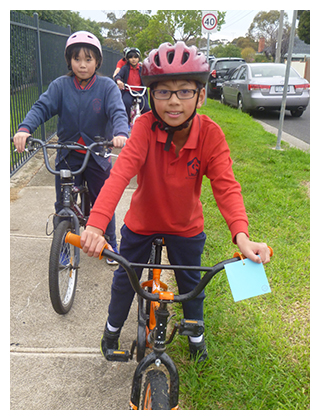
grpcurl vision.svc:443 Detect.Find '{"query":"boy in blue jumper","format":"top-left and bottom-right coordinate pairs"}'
top-left (13, 31), bottom-right (128, 259)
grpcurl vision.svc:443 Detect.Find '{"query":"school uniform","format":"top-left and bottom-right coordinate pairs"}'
top-left (87, 111), bottom-right (249, 327)
top-left (114, 63), bottom-right (151, 120)
top-left (18, 74), bottom-right (128, 249)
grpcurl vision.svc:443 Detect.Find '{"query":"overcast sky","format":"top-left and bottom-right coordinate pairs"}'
top-left (76, 9), bottom-right (295, 42)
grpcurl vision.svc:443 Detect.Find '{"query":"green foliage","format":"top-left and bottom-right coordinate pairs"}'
top-left (168, 99), bottom-right (310, 410)
top-left (16, 10), bottom-right (104, 42)
top-left (103, 10), bottom-right (226, 56)
top-left (241, 46), bottom-right (256, 62)
top-left (211, 43), bottom-right (242, 58)
top-left (298, 11), bottom-right (310, 44)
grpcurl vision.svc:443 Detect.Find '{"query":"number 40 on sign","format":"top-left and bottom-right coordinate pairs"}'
top-left (201, 11), bottom-right (218, 34)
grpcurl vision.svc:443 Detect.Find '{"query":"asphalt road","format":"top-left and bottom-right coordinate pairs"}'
top-left (252, 105), bottom-right (310, 144)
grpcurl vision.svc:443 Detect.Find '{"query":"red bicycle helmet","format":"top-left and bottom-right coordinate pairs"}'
top-left (141, 41), bottom-right (209, 86)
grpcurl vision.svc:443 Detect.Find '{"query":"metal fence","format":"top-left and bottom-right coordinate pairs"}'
top-left (10, 11), bottom-right (122, 176)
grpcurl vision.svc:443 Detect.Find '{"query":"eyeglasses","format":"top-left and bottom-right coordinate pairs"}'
top-left (152, 89), bottom-right (199, 100)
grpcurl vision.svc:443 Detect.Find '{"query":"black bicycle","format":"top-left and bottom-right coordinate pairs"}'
top-left (22, 137), bottom-right (116, 314)
top-left (65, 232), bottom-right (273, 409)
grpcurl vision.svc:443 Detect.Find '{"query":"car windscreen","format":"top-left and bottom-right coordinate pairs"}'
top-left (250, 65), bottom-right (299, 78)
top-left (215, 61), bottom-right (243, 70)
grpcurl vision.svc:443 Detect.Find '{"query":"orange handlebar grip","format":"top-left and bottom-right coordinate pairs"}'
top-left (65, 232), bottom-right (82, 248)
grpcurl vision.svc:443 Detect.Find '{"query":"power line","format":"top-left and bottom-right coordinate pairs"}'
top-left (223, 10), bottom-right (256, 31)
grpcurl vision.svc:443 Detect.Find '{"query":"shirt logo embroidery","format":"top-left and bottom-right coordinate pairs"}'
top-left (187, 157), bottom-right (200, 177)
top-left (92, 98), bottom-right (102, 114)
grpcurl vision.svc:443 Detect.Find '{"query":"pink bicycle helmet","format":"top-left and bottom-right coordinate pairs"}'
top-left (65, 31), bottom-right (102, 69)
top-left (141, 41), bottom-right (209, 86)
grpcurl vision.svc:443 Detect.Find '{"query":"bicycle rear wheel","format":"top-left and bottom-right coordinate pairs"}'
top-left (142, 370), bottom-right (170, 410)
top-left (49, 220), bottom-right (78, 314)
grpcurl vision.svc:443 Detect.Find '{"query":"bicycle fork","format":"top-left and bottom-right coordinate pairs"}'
top-left (129, 302), bottom-right (179, 410)
top-left (130, 238), bottom-right (179, 410)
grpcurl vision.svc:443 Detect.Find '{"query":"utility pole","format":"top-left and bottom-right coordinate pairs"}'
top-left (276, 10), bottom-right (297, 150)
top-left (275, 10), bottom-right (284, 63)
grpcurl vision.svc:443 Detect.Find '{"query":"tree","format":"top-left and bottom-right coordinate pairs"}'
top-left (211, 44), bottom-right (242, 58)
top-left (233, 36), bottom-right (258, 51)
top-left (100, 11), bottom-right (128, 49)
top-left (17, 10), bottom-right (104, 42)
top-left (297, 10), bottom-right (310, 44)
top-left (101, 10), bottom-right (226, 56)
top-left (241, 47), bottom-right (256, 62)
top-left (247, 10), bottom-right (291, 60)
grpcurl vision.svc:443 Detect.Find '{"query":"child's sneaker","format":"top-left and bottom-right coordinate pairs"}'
top-left (100, 326), bottom-right (121, 358)
top-left (189, 337), bottom-right (208, 363)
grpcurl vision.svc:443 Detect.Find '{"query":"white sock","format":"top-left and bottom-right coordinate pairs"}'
top-left (189, 334), bottom-right (203, 343)
top-left (107, 321), bottom-right (119, 333)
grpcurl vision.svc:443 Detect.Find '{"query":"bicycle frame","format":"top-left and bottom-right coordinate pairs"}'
top-left (65, 232), bottom-right (261, 409)
top-left (124, 84), bottom-right (147, 130)
top-left (24, 137), bottom-right (115, 272)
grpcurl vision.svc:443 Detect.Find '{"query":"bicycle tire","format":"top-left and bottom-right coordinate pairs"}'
top-left (49, 220), bottom-right (78, 314)
top-left (141, 370), bottom-right (170, 410)
top-left (81, 187), bottom-right (90, 218)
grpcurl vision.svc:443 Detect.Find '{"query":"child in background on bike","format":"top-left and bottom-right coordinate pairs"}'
top-left (114, 47), bottom-right (150, 124)
top-left (13, 31), bottom-right (128, 262)
top-left (112, 47), bottom-right (130, 78)
top-left (80, 42), bottom-right (271, 362)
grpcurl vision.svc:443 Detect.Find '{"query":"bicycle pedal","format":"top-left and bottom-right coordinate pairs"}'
top-left (106, 349), bottom-right (130, 362)
top-left (179, 319), bottom-right (204, 337)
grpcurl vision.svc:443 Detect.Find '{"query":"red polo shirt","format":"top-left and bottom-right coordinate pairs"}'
top-left (88, 112), bottom-right (249, 242)
top-left (127, 64), bottom-right (142, 90)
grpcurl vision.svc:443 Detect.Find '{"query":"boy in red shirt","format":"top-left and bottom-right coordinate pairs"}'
top-left (80, 42), bottom-right (271, 362)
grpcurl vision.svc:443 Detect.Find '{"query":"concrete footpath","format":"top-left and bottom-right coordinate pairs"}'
top-left (10, 126), bottom-right (308, 410)
top-left (10, 152), bottom-right (139, 410)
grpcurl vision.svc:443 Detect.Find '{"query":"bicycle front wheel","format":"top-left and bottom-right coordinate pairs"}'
top-left (49, 220), bottom-right (78, 314)
top-left (142, 370), bottom-right (170, 410)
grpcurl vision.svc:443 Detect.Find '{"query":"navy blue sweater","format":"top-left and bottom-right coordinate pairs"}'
top-left (18, 74), bottom-right (128, 170)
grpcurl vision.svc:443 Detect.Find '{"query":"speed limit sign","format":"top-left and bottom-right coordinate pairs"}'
top-left (202, 11), bottom-right (218, 34)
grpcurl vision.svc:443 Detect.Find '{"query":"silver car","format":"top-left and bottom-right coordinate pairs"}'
top-left (221, 63), bottom-right (310, 117)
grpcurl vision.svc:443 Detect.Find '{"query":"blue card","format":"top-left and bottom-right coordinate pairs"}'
top-left (224, 258), bottom-right (271, 302)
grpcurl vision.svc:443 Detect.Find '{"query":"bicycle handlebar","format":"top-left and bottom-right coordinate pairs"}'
top-left (124, 84), bottom-right (147, 97)
top-left (65, 232), bottom-right (273, 304)
top-left (17, 136), bottom-right (114, 177)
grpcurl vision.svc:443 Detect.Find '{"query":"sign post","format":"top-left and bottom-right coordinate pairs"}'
top-left (201, 11), bottom-right (218, 104)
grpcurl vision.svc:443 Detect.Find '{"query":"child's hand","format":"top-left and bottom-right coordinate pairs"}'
top-left (13, 132), bottom-right (30, 153)
top-left (81, 226), bottom-right (112, 258)
top-left (112, 135), bottom-right (127, 148)
top-left (116, 80), bottom-right (124, 90)
top-left (236, 232), bottom-right (271, 264)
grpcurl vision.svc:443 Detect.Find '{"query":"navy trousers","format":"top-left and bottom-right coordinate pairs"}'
top-left (54, 151), bottom-right (117, 250)
top-left (108, 225), bottom-right (207, 329)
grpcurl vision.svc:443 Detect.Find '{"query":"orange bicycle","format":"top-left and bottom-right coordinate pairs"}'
top-left (65, 232), bottom-right (273, 410)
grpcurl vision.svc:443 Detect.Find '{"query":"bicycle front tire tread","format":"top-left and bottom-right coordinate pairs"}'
top-left (141, 370), bottom-right (170, 410)
top-left (49, 220), bottom-right (78, 314)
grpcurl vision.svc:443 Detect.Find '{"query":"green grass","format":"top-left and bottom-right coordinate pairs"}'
top-left (168, 99), bottom-right (310, 410)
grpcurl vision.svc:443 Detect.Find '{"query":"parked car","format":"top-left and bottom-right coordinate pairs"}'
top-left (220, 63), bottom-right (310, 117)
top-left (207, 57), bottom-right (245, 98)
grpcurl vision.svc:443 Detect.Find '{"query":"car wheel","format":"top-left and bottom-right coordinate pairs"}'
top-left (290, 109), bottom-right (304, 117)
top-left (237, 94), bottom-right (247, 112)
top-left (220, 91), bottom-right (226, 105)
